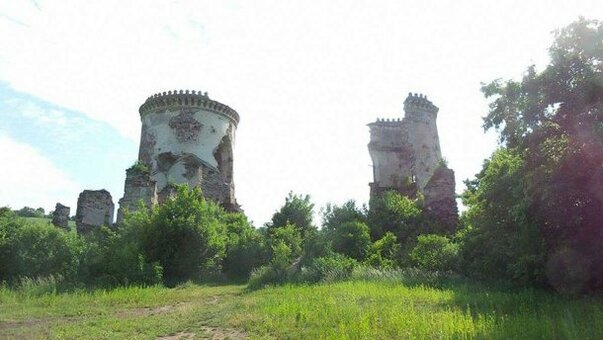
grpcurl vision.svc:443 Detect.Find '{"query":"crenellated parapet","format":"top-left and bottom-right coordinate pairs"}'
top-left (403, 92), bottom-right (439, 115)
top-left (139, 90), bottom-right (240, 126)
top-left (369, 118), bottom-right (403, 126)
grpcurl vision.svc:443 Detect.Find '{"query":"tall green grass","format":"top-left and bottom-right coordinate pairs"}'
top-left (2, 271), bottom-right (603, 339)
top-left (228, 272), bottom-right (603, 339)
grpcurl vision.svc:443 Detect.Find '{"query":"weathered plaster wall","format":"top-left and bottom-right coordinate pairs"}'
top-left (368, 120), bottom-right (414, 189)
top-left (119, 90), bottom-right (240, 218)
top-left (405, 109), bottom-right (442, 190)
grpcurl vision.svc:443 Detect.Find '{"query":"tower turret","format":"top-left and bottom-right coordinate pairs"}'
top-left (368, 91), bottom-right (457, 231)
top-left (117, 89), bottom-right (240, 222)
top-left (403, 93), bottom-right (442, 190)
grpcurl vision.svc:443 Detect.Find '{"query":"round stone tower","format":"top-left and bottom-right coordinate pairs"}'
top-left (118, 90), bottom-right (240, 222)
top-left (403, 93), bottom-right (442, 190)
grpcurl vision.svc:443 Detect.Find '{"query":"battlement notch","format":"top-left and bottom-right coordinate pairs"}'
top-left (139, 89), bottom-right (240, 126)
top-left (403, 92), bottom-right (439, 114)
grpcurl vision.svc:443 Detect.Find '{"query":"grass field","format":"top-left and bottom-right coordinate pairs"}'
top-left (24, 217), bottom-right (76, 231)
top-left (1, 277), bottom-right (603, 339)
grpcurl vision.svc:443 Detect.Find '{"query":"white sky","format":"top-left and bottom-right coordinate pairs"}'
top-left (0, 0), bottom-right (602, 225)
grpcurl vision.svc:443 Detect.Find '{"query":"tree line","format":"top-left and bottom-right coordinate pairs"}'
top-left (1, 18), bottom-right (601, 294)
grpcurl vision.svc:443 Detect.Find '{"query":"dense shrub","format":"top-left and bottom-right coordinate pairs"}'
top-left (410, 234), bottom-right (459, 271)
top-left (366, 232), bottom-right (402, 269)
top-left (0, 210), bottom-right (82, 285)
top-left (77, 226), bottom-right (162, 287)
top-left (321, 200), bottom-right (366, 232)
top-left (222, 213), bottom-right (268, 281)
top-left (328, 220), bottom-right (371, 261)
top-left (131, 186), bottom-right (227, 285)
top-left (368, 191), bottom-right (423, 244)
top-left (302, 253), bottom-right (357, 283)
top-left (268, 192), bottom-right (316, 239)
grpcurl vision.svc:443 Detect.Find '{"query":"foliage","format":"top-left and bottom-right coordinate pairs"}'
top-left (477, 18), bottom-right (603, 292)
top-left (321, 200), bottom-right (366, 232)
top-left (128, 160), bottom-right (150, 174)
top-left (132, 185), bottom-right (227, 285)
top-left (367, 191), bottom-right (424, 253)
top-left (14, 206), bottom-right (46, 218)
top-left (77, 226), bottom-right (163, 287)
top-left (222, 213), bottom-right (268, 281)
top-left (269, 192), bottom-right (316, 239)
top-left (328, 220), bottom-right (371, 261)
top-left (0, 209), bottom-right (82, 285)
top-left (366, 232), bottom-right (402, 269)
top-left (459, 149), bottom-right (546, 286)
top-left (302, 253), bottom-right (357, 283)
top-left (410, 234), bottom-right (459, 271)
top-left (267, 223), bottom-right (303, 262)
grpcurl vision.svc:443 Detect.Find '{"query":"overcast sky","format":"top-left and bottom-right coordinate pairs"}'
top-left (1, 0), bottom-right (602, 226)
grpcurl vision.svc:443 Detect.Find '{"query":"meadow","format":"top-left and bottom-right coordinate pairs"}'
top-left (23, 217), bottom-right (76, 232)
top-left (1, 274), bottom-right (602, 339)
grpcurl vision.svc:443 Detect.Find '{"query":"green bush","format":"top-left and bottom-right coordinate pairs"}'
top-left (368, 191), bottom-right (423, 244)
top-left (268, 192), bottom-right (316, 240)
top-left (410, 234), bottom-right (458, 271)
top-left (132, 186), bottom-right (227, 285)
top-left (0, 212), bottom-right (82, 285)
top-left (304, 253), bottom-right (357, 283)
top-left (329, 220), bottom-right (371, 261)
top-left (366, 232), bottom-right (402, 269)
top-left (321, 200), bottom-right (366, 232)
top-left (78, 226), bottom-right (162, 288)
top-left (222, 213), bottom-right (268, 281)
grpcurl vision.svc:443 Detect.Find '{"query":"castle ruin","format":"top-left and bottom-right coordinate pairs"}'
top-left (117, 90), bottom-right (240, 222)
top-left (368, 93), bottom-right (458, 230)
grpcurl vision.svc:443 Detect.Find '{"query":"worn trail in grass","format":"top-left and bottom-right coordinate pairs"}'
top-left (2, 280), bottom-right (603, 339)
top-left (0, 284), bottom-right (246, 339)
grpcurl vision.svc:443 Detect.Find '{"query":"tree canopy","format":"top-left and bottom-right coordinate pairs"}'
top-left (472, 17), bottom-right (603, 292)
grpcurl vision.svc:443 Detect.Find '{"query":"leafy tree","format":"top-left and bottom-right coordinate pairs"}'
top-left (321, 200), bottom-right (366, 232)
top-left (410, 234), bottom-right (459, 272)
top-left (329, 220), bottom-right (371, 261)
top-left (366, 232), bottom-right (402, 269)
top-left (14, 206), bottom-right (45, 218)
top-left (479, 18), bottom-right (603, 292)
top-left (368, 191), bottom-right (423, 244)
top-left (268, 223), bottom-right (303, 261)
top-left (222, 213), bottom-right (268, 280)
top-left (459, 149), bottom-right (546, 285)
top-left (132, 185), bottom-right (227, 285)
top-left (269, 192), bottom-right (316, 239)
top-left (0, 209), bottom-right (82, 284)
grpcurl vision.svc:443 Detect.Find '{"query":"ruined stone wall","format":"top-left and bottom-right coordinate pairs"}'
top-left (367, 119), bottom-right (415, 193)
top-left (76, 190), bottom-right (114, 233)
top-left (116, 167), bottom-right (157, 223)
top-left (119, 90), bottom-right (240, 217)
top-left (51, 203), bottom-right (70, 230)
top-left (423, 165), bottom-right (458, 232)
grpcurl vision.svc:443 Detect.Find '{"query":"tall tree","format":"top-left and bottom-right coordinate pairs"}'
top-left (479, 18), bottom-right (603, 292)
top-left (269, 192), bottom-right (316, 240)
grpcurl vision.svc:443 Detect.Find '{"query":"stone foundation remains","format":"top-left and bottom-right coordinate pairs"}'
top-left (51, 203), bottom-right (70, 230)
top-left (116, 166), bottom-right (157, 223)
top-left (76, 190), bottom-right (114, 233)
